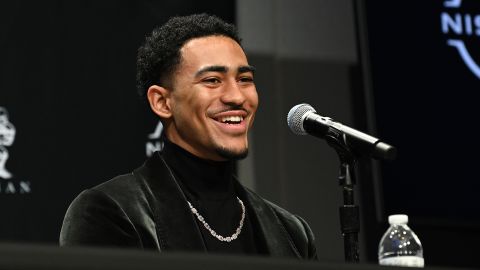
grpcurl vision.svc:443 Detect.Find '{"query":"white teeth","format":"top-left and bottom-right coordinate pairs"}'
top-left (220, 116), bottom-right (243, 123)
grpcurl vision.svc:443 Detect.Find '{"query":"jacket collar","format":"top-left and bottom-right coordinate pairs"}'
top-left (134, 152), bottom-right (299, 257)
top-left (134, 152), bottom-right (206, 252)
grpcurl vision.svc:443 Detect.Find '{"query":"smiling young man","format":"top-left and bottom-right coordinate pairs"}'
top-left (60, 14), bottom-right (317, 259)
top-left (148, 35), bottom-right (257, 161)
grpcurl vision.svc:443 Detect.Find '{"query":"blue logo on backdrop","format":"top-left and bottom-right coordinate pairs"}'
top-left (441, 0), bottom-right (480, 79)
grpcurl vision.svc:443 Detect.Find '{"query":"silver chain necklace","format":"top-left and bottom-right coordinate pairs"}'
top-left (187, 197), bottom-right (245, 242)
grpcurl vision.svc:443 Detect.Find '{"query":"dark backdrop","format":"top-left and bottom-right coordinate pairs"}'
top-left (0, 0), bottom-right (234, 243)
top-left (357, 0), bottom-right (480, 267)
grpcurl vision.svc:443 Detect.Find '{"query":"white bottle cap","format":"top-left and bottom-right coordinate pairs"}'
top-left (388, 214), bottom-right (408, 225)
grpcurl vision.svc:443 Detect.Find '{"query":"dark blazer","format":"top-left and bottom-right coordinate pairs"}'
top-left (60, 152), bottom-right (317, 259)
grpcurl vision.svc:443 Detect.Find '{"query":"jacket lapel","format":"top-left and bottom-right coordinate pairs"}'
top-left (134, 152), bottom-right (299, 257)
top-left (133, 152), bottom-right (206, 252)
top-left (236, 182), bottom-right (301, 258)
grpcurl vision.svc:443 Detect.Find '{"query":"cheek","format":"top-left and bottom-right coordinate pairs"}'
top-left (246, 88), bottom-right (259, 109)
top-left (183, 93), bottom-right (212, 124)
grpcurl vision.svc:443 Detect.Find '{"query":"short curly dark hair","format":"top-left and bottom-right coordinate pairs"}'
top-left (136, 13), bottom-right (241, 97)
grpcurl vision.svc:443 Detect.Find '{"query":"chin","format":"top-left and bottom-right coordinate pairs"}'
top-left (215, 146), bottom-right (249, 160)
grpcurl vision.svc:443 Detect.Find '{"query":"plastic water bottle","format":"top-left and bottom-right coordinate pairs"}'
top-left (378, 214), bottom-right (424, 267)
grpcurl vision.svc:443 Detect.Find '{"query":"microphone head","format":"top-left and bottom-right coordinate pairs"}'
top-left (287, 103), bottom-right (316, 135)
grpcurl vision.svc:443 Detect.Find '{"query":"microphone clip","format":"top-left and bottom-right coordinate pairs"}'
top-left (324, 126), bottom-right (357, 186)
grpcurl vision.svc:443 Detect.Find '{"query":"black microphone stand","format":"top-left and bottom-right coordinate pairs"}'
top-left (325, 128), bottom-right (360, 263)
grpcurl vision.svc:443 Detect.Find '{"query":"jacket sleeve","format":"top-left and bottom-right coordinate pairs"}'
top-left (59, 189), bottom-right (141, 248)
top-left (265, 199), bottom-right (318, 260)
top-left (295, 215), bottom-right (318, 260)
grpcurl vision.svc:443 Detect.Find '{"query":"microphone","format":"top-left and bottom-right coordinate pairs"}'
top-left (287, 103), bottom-right (396, 160)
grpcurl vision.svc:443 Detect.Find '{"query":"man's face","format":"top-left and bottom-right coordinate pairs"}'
top-left (165, 35), bottom-right (258, 161)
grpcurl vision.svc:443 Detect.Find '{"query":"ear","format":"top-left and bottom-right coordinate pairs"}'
top-left (147, 85), bottom-right (172, 119)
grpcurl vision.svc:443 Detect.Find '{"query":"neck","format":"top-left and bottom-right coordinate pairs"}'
top-left (161, 140), bottom-right (235, 200)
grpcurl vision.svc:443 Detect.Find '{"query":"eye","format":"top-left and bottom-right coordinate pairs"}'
top-left (203, 77), bottom-right (221, 84)
top-left (238, 76), bottom-right (254, 83)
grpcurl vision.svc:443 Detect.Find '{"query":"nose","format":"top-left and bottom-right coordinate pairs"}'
top-left (220, 79), bottom-right (246, 106)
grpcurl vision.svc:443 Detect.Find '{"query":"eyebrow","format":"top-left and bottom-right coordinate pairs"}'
top-left (238, 65), bottom-right (256, 74)
top-left (195, 65), bottom-right (256, 78)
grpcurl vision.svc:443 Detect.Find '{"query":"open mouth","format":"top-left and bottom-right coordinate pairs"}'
top-left (217, 115), bottom-right (244, 125)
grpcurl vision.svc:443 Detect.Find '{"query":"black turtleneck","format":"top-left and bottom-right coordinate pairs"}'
top-left (161, 140), bottom-right (260, 255)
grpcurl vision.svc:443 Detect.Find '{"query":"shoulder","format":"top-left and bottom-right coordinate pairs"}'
top-left (93, 173), bottom-right (138, 197)
top-left (60, 185), bottom-right (142, 247)
top-left (64, 171), bottom-right (135, 215)
top-left (87, 171), bottom-right (153, 209)
top-left (69, 173), bottom-right (140, 211)
top-left (60, 172), bottom-right (153, 248)
top-left (72, 172), bottom-right (154, 224)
